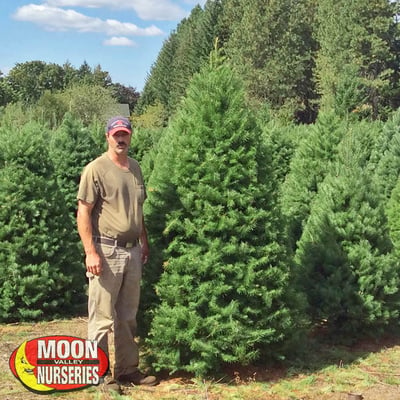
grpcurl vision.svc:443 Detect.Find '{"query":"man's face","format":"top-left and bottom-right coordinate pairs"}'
top-left (107, 130), bottom-right (132, 155)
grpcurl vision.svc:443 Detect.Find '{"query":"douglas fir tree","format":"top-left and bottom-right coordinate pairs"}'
top-left (146, 50), bottom-right (303, 376)
top-left (295, 124), bottom-right (400, 338)
top-left (0, 122), bottom-right (85, 321)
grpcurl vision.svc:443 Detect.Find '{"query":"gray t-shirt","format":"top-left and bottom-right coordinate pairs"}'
top-left (77, 153), bottom-right (146, 242)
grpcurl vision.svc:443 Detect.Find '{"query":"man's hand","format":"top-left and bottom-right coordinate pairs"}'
top-left (86, 251), bottom-right (102, 276)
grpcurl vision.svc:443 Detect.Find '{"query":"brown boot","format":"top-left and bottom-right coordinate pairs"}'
top-left (101, 374), bottom-right (121, 394)
top-left (117, 370), bottom-right (158, 386)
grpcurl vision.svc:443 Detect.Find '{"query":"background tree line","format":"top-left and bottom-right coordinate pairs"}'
top-left (0, 0), bottom-right (399, 377)
top-left (137, 0), bottom-right (399, 123)
top-left (0, 60), bottom-right (139, 127)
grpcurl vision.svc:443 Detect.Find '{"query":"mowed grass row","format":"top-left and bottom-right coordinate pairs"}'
top-left (0, 318), bottom-right (399, 400)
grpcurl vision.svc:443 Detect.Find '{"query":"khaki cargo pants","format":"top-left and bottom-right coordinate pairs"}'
top-left (87, 242), bottom-right (142, 379)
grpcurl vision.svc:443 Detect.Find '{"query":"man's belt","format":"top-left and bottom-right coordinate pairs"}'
top-left (94, 236), bottom-right (139, 249)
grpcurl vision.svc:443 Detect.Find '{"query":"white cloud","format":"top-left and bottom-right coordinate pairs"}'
top-left (13, 4), bottom-right (163, 36)
top-left (183, 0), bottom-right (206, 5)
top-left (104, 19), bottom-right (162, 36)
top-left (44, 0), bottom-right (188, 20)
top-left (0, 66), bottom-right (12, 76)
top-left (103, 36), bottom-right (136, 46)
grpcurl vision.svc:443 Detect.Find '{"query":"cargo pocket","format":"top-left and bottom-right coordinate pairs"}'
top-left (96, 243), bottom-right (116, 258)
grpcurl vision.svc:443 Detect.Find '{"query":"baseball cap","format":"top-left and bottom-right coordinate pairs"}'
top-left (106, 116), bottom-right (132, 135)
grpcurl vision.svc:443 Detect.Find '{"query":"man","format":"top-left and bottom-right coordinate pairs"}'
top-left (77, 116), bottom-right (157, 392)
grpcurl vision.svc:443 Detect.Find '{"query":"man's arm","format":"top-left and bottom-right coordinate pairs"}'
top-left (77, 200), bottom-right (102, 275)
top-left (140, 215), bottom-right (149, 265)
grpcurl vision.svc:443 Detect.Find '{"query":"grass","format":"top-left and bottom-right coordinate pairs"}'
top-left (0, 318), bottom-right (399, 399)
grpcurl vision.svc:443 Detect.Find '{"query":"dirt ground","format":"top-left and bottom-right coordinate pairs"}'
top-left (1, 318), bottom-right (399, 400)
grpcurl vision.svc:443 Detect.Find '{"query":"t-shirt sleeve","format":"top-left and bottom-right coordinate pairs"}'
top-left (77, 163), bottom-right (99, 204)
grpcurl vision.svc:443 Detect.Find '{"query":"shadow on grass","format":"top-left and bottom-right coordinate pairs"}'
top-left (151, 325), bottom-right (400, 387)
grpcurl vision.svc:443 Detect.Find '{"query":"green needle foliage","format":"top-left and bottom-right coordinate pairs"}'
top-left (387, 178), bottom-right (400, 258)
top-left (145, 51), bottom-right (303, 376)
top-left (280, 112), bottom-right (346, 252)
top-left (0, 122), bottom-right (85, 321)
top-left (295, 124), bottom-right (400, 338)
top-left (49, 113), bottom-right (100, 223)
top-left (384, 111), bottom-right (400, 257)
top-left (371, 110), bottom-right (400, 202)
top-left (136, 125), bottom-right (180, 338)
top-left (314, 0), bottom-right (396, 118)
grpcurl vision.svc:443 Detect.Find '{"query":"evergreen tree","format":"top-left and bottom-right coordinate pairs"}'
top-left (388, 1), bottom-right (400, 110)
top-left (92, 64), bottom-right (112, 87)
top-left (370, 109), bottom-right (400, 201)
top-left (314, 0), bottom-right (396, 118)
top-left (76, 61), bottom-right (93, 83)
top-left (136, 126), bottom-right (181, 338)
top-left (387, 173), bottom-right (400, 259)
top-left (137, 31), bottom-right (179, 115)
top-left (138, 1), bottom-right (223, 116)
top-left (222, 0), bottom-right (318, 122)
top-left (145, 52), bottom-right (302, 375)
top-left (0, 122), bottom-right (85, 321)
top-left (170, 5), bottom-right (207, 107)
top-left (295, 154), bottom-right (400, 337)
top-left (129, 126), bottom-right (165, 179)
top-left (258, 107), bottom-right (308, 187)
top-left (169, 2), bottom-right (223, 112)
top-left (49, 113), bottom-right (100, 223)
top-left (379, 110), bottom-right (400, 257)
top-left (280, 112), bottom-right (345, 251)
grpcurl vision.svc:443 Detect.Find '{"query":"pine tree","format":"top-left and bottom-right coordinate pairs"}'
top-left (380, 110), bottom-right (400, 258)
top-left (0, 122), bottom-right (85, 321)
top-left (295, 125), bottom-right (400, 337)
top-left (314, 0), bottom-right (396, 118)
top-left (136, 126), bottom-right (181, 338)
top-left (145, 52), bottom-right (302, 375)
top-left (387, 178), bottom-right (400, 257)
top-left (222, 0), bottom-right (318, 122)
top-left (258, 108), bottom-right (308, 187)
top-left (138, 1), bottom-right (223, 117)
top-left (370, 109), bottom-right (400, 201)
top-left (280, 112), bottom-right (345, 251)
top-left (49, 113), bottom-right (100, 223)
top-left (137, 31), bottom-right (179, 115)
top-left (170, 2), bottom-right (223, 112)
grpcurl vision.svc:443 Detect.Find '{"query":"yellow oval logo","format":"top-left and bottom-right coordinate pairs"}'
top-left (9, 336), bottom-right (109, 394)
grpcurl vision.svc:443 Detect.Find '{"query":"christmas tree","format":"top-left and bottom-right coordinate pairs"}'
top-left (145, 51), bottom-right (302, 375)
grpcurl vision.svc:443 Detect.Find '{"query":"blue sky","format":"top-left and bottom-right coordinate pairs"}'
top-left (0, 0), bottom-right (206, 91)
